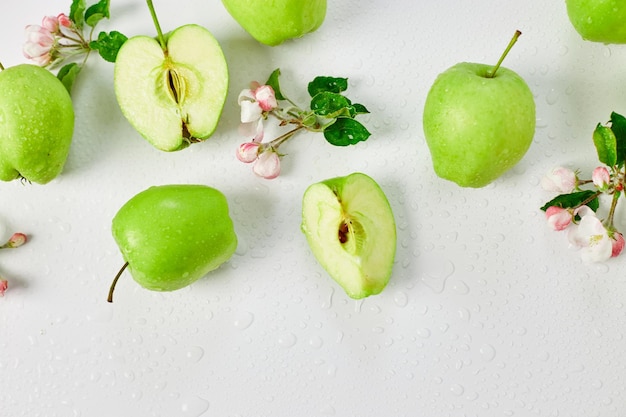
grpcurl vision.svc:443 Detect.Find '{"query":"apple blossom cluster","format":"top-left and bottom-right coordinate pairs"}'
top-left (236, 69), bottom-right (371, 179)
top-left (541, 112), bottom-right (626, 263)
top-left (0, 232), bottom-right (28, 297)
top-left (22, 0), bottom-right (127, 92)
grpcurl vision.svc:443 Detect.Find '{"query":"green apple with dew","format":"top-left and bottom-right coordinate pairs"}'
top-left (108, 184), bottom-right (238, 302)
top-left (221, 0), bottom-right (326, 46)
top-left (422, 30), bottom-right (536, 188)
top-left (301, 172), bottom-right (396, 299)
top-left (565, 0), bottom-right (626, 44)
top-left (0, 63), bottom-right (74, 184)
top-left (114, 0), bottom-right (228, 151)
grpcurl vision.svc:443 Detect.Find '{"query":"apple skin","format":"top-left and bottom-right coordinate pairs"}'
top-left (301, 172), bottom-right (396, 299)
top-left (422, 62), bottom-right (536, 188)
top-left (566, 0), bottom-right (626, 44)
top-left (221, 0), bottom-right (326, 46)
top-left (0, 64), bottom-right (74, 184)
top-left (114, 24), bottom-right (229, 151)
top-left (112, 184), bottom-right (238, 292)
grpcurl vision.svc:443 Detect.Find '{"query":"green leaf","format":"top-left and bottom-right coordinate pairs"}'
top-left (70, 0), bottom-right (87, 29)
top-left (593, 123), bottom-right (617, 166)
top-left (540, 190), bottom-right (600, 212)
top-left (323, 117), bottom-right (371, 146)
top-left (311, 92), bottom-right (354, 118)
top-left (85, 0), bottom-right (110, 27)
top-left (610, 111), bottom-right (626, 167)
top-left (90, 31), bottom-right (128, 62)
top-left (352, 103), bottom-right (370, 115)
top-left (264, 68), bottom-right (286, 101)
top-left (57, 63), bottom-right (82, 94)
top-left (307, 76), bottom-right (348, 97)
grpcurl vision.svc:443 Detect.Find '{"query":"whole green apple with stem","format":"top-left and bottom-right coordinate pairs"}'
top-left (301, 172), bottom-right (396, 299)
top-left (114, 0), bottom-right (228, 151)
top-left (0, 63), bottom-right (74, 184)
top-left (108, 184), bottom-right (238, 302)
top-left (566, 0), bottom-right (626, 44)
top-left (422, 30), bottom-right (536, 188)
top-left (221, 0), bottom-right (326, 46)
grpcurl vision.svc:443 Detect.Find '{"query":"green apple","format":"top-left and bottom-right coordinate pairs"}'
top-left (566, 0), bottom-right (626, 44)
top-left (301, 172), bottom-right (396, 299)
top-left (422, 31), bottom-right (536, 188)
top-left (221, 0), bottom-right (327, 46)
top-left (108, 184), bottom-right (238, 302)
top-left (0, 63), bottom-right (74, 184)
top-left (114, 0), bottom-right (228, 151)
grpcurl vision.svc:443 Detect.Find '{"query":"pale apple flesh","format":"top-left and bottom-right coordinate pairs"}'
top-left (0, 64), bottom-right (74, 184)
top-left (221, 0), bottom-right (327, 46)
top-left (423, 62), bottom-right (536, 188)
top-left (114, 24), bottom-right (228, 151)
top-left (111, 185), bottom-right (238, 292)
top-left (301, 172), bottom-right (396, 299)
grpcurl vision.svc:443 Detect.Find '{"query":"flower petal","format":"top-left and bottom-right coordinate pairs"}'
top-left (253, 150), bottom-right (281, 179)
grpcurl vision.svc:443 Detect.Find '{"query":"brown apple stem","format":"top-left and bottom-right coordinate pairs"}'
top-left (146, 0), bottom-right (167, 52)
top-left (486, 30), bottom-right (522, 78)
top-left (0, 62), bottom-right (4, 71)
top-left (107, 261), bottom-right (129, 303)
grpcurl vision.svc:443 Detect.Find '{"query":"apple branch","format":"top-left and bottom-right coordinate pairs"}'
top-left (487, 30), bottom-right (522, 78)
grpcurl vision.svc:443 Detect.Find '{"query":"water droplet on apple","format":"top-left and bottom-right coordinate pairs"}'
top-left (234, 311), bottom-right (254, 330)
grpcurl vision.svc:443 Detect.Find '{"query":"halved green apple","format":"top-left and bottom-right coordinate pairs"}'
top-left (301, 172), bottom-right (397, 299)
top-left (114, 16), bottom-right (228, 151)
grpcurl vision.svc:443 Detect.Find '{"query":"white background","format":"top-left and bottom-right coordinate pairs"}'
top-left (2, 1), bottom-right (626, 416)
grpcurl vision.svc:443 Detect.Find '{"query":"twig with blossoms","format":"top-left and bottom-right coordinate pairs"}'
top-left (236, 68), bottom-right (371, 179)
top-left (0, 233), bottom-right (28, 297)
top-left (22, 0), bottom-right (127, 93)
top-left (541, 111), bottom-right (626, 263)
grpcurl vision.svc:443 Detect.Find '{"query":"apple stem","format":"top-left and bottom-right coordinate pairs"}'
top-left (146, 0), bottom-right (167, 52)
top-left (107, 261), bottom-right (129, 303)
top-left (0, 62), bottom-right (4, 71)
top-left (486, 30), bottom-right (522, 78)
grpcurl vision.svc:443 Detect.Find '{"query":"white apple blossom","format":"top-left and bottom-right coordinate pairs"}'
top-left (252, 149), bottom-right (281, 179)
top-left (541, 166), bottom-right (577, 193)
top-left (567, 207), bottom-right (613, 263)
top-left (236, 142), bottom-right (261, 163)
top-left (545, 206), bottom-right (572, 231)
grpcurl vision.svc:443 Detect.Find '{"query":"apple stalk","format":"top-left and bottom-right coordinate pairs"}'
top-left (107, 261), bottom-right (129, 303)
top-left (146, 0), bottom-right (167, 52)
top-left (486, 30), bottom-right (522, 78)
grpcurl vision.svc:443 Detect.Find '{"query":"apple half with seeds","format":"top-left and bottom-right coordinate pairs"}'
top-left (301, 172), bottom-right (397, 299)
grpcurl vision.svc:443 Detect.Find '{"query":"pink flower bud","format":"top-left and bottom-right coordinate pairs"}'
top-left (23, 24), bottom-right (55, 65)
top-left (611, 232), bottom-right (625, 257)
top-left (541, 167), bottom-right (576, 193)
top-left (253, 85), bottom-right (278, 112)
top-left (0, 279), bottom-right (7, 297)
top-left (41, 15), bottom-right (59, 33)
top-left (592, 166), bottom-right (611, 190)
top-left (236, 142), bottom-right (261, 163)
top-left (8, 233), bottom-right (27, 248)
top-left (57, 13), bottom-right (72, 28)
top-left (545, 206), bottom-right (572, 231)
top-left (253, 149), bottom-right (281, 179)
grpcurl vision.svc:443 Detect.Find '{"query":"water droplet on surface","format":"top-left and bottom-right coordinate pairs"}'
top-left (180, 396), bottom-right (209, 416)
top-left (450, 384), bottom-right (465, 396)
top-left (393, 291), bottom-right (409, 307)
top-left (278, 332), bottom-right (297, 348)
top-left (479, 344), bottom-right (496, 362)
top-left (417, 328), bottom-right (431, 338)
top-left (234, 311), bottom-right (254, 330)
top-left (419, 259), bottom-right (455, 293)
top-left (451, 280), bottom-right (470, 295)
top-left (185, 346), bottom-right (204, 363)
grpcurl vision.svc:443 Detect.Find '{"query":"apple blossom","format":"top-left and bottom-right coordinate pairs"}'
top-left (236, 142), bottom-right (261, 163)
top-left (567, 209), bottom-right (612, 263)
top-left (592, 166), bottom-right (610, 190)
top-left (541, 166), bottom-right (577, 193)
top-left (0, 279), bottom-right (7, 297)
top-left (23, 24), bottom-right (56, 66)
top-left (545, 206), bottom-right (571, 231)
top-left (253, 149), bottom-right (281, 179)
top-left (611, 232), bottom-right (625, 257)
